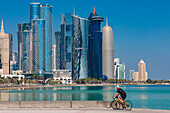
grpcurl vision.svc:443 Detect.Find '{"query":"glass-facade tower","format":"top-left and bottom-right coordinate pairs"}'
top-left (40, 5), bottom-right (53, 73)
top-left (30, 3), bottom-right (40, 28)
top-left (60, 13), bottom-right (72, 70)
top-left (32, 19), bottom-right (46, 74)
top-left (72, 15), bottom-right (89, 80)
top-left (22, 31), bottom-right (30, 73)
top-left (88, 8), bottom-right (104, 79)
top-left (54, 31), bottom-right (61, 69)
top-left (17, 23), bottom-right (30, 71)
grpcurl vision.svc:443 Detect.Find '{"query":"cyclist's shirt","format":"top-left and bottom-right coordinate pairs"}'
top-left (117, 88), bottom-right (126, 97)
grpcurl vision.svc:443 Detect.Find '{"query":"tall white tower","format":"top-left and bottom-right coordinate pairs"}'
top-left (102, 18), bottom-right (114, 79)
top-left (138, 59), bottom-right (148, 81)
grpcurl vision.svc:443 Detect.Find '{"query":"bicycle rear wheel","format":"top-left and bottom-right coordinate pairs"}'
top-left (124, 100), bottom-right (132, 110)
top-left (111, 100), bottom-right (120, 110)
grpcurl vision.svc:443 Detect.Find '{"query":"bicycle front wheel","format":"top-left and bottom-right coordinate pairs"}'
top-left (111, 100), bottom-right (119, 110)
top-left (124, 100), bottom-right (132, 110)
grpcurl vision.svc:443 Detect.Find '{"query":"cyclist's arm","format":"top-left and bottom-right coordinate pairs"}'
top-left (114, 93), bottom-right (119, 98)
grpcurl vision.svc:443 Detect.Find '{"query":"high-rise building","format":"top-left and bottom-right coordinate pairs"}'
top-left (40, 5), bottom-right (53, 73)
top-left (133, 72), bottom-right (138, 81)
top-left (0, 19), bottom-right (10, 74)
top-left (30, 3), bottom-right (40, 28)
top-left (22, 30), bottom-right (30, 73)
top-left (60, 14), bottom-right (66, 69)
top-left (17, 23), bottom-right (30, 71)
top-left (72, 15), bottom-right (89, 80)
top-left (61, 13), bottom-right (72, 70)
top-left (9, 34), bottom-right (13, 62)
top-left (130, 69), bottom-right (134, 81)
top-left (52, 45), bottom-right (56, 71)
top-left (17, 3), bottom-right (53, 76)
top-left (88, 8), bottom-right (104, 79)
top-left (32, 19), bottom-right (46, 74)
top-left (54, 31), bottom-right (61, 69)
top-left (114, 58), bottom-right (125, 80)
top-left (102, 19), bottom-right (114, 79)
top-left (29, 3), bottom-right (41, 72)
top-left (138, 59), bottom-right (148, 81)
top-left (10, 52), bottom-right (18, 74)
top-left (12, 52), bottom-right (18, 63)
top-left (132, 59), bottom-right (148, 82)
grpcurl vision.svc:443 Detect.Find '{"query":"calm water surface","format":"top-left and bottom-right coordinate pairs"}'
top-left (0, 85), bottom-right (170, 110)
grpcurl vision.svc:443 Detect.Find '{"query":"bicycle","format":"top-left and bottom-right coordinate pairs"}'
top-left (110, 97), bottom-right (132, 110)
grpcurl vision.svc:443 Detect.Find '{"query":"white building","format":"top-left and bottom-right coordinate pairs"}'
top-left (53, 70), bottom-right (72, 84)
top-left (114, 58), bottom-right (125, 80)
top-left (133, 72), bottom-right (139, 82)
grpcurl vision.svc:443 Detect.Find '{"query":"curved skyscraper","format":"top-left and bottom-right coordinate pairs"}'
top-left (72, 15), bottom-right (89, 80)
top-left (102, 19), bottom-right (114, 79)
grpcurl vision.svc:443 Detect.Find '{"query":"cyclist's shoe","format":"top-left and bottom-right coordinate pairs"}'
top-left (122, 104), bottom-right (126, 108)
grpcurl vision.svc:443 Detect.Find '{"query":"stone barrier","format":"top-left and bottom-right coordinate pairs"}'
top-left (0, 101), bottom-right (112, 108)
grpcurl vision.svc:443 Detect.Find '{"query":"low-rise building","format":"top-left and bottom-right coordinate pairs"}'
top-left (53, 70), bottom-right (72, 84)
top-left (0, 74), bottom-right (25, 81)
top-left (12, 70), bottom-right (23, 75)
top-left (133, 72), bottom-right (139, 82)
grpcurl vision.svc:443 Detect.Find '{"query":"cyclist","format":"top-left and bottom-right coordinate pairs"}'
top-left (113, 86), bottom-right (127, 107)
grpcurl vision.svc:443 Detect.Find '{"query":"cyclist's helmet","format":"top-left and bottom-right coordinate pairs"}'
top-left (116, 85), bottom-right (120, 89)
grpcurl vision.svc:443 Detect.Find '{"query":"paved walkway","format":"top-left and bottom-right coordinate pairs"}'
top-left (0, 108), bottom-right (169, 113)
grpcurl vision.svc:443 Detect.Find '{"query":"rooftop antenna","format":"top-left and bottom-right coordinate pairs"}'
top-left (1, 19), bottom-right (4, 33)
top-left (93, 6), bottom-right (96, 15)
top-left (73, 6), bottom-right (75, 16)
top-left (106, 17), bottom-right (108, 26)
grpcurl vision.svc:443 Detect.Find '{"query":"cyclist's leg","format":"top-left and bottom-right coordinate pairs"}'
top-left (118, 97), bottom-right (122, 102)
top-left (121, 95), bottom-right (126, 108)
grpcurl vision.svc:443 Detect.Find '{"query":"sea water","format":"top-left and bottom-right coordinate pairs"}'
top-left (0, 85), bottom-right (170, 110)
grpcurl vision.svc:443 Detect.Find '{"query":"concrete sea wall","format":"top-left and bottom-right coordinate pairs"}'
top-left (0, 101), bottom-right (112, 108)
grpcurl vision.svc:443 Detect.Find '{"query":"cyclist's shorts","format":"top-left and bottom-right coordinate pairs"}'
top-left (121, 95), bottom-right (126, 100)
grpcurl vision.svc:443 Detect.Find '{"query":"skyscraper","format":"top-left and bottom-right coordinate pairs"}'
top-left (59, 13), bottom-right (73, 70)
top-left (52, 45), bottom-right (56, 72)
top-left (60, 14), bottom-right (66, 69)
top-left (102, 19), bottom-right (114, 79)
top-left (30, 3), bottom-right (40, 28)
top-left (130, 69), bottom-right (134, 81)
top-left (32, 19), bottom-right (46, 74)
top-left (72, 15), bottom-right (89, 80)
top-left (133, 72), bottom-right (139, 81)
top-left (10, 52), bottom-right (18, 74)
top-left (138, 59), bottom-right (148, 81)
top-left (30, 3), bottom-right (41, 72)
top-left (17, 23), bottom-right (30, 71)
top-left (40, 5), bottom-right (53, 73)
top-left (22, 30), bottom-right (30, 73)
top-left (133, 59), bottom-right (148, 82)
top-left (0, 19), bottom-right (10, 74)
top-left (88, 8), bottom-right (104, 79)
top-left (54, 31), bottom-right (61, 69)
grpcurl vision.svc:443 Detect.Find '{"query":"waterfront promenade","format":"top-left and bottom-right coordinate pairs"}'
top-left (0, 108), bottom-right (169, 113)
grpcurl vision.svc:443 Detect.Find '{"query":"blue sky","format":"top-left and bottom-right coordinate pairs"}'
top-left (0, 0), bottom-right (170, 80)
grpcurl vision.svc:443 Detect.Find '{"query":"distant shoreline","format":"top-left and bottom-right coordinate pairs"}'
top-left (0, 83), bottom-right (169, 90)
